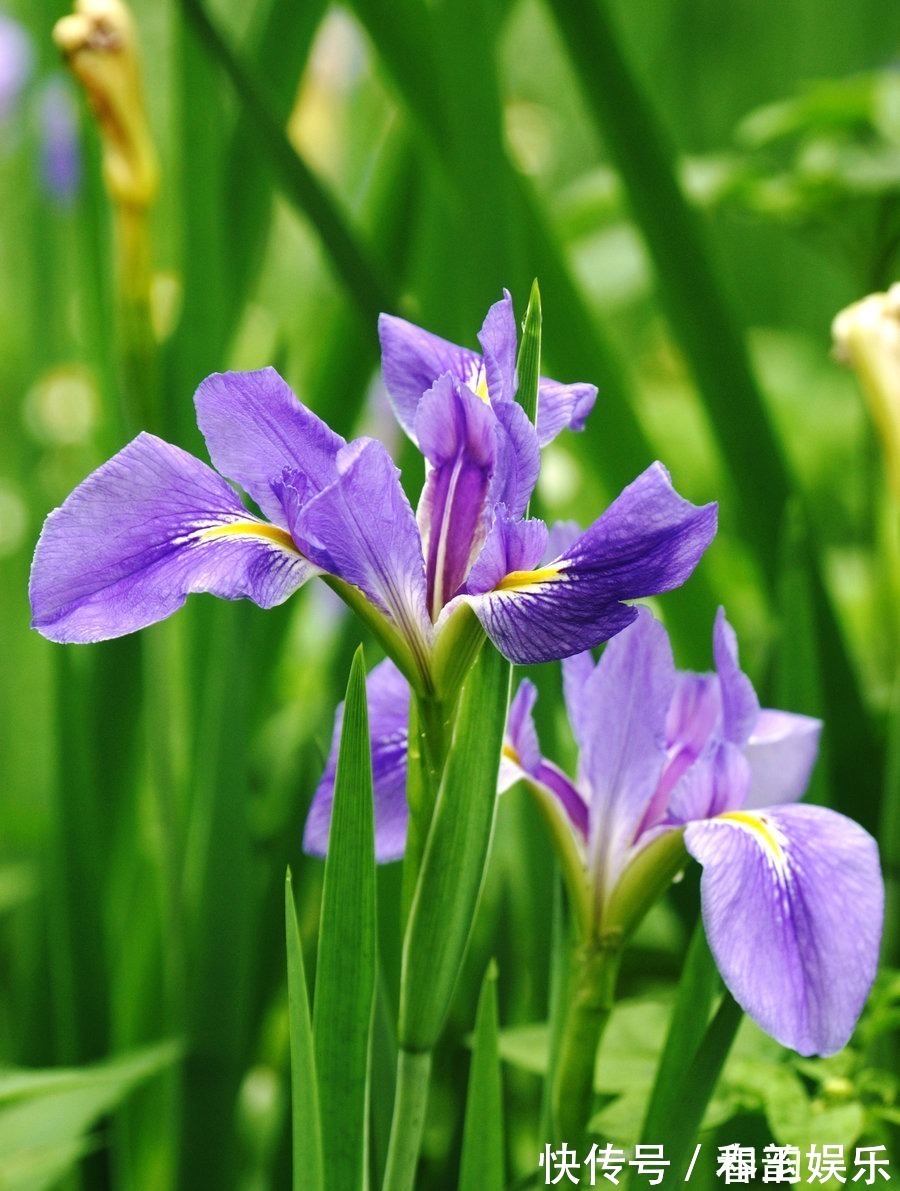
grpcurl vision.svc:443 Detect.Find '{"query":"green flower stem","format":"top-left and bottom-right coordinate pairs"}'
top-left (381, 1048), bottom-right (433, 1191)
top-left (116, 203), bottom-right (159, 432)
top-left (552, 939), bottom-right (622, 1144)
top-left (401, 693), bottom-right (449, 921)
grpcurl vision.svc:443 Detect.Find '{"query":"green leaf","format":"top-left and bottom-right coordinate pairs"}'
top-left (399, 644), bottom-right (510, 1052)
top-left (313, 647), bottom-right (377, 1191)
top-left (285, 869), bottom-right (324, 1191)
top-left (515, 279), bottom-right (542, 432)
top-left (459, 962), bottom-right (504, 1191)
top-left (641, 922), bottom-right (721, 1143)
top-left (0, 1043), bottom-right (180, 1191)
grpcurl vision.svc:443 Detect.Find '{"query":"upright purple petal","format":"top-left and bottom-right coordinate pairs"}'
top-left (195, 369), bottom-right (344, 528)
top-left (536, 379), bottom-right (598, 447)
top-left (744, 710), bottom-right (822, 809)
top-left (490, 401), bottom-right (541, 517)
top-left (378, 313), bottom-right (482, 440)
top-left (713, 608), bottom-right (760, 747)
top-left (415, 376), bottom-right (496, 615)
top-left (580, 611), bottom-right (675, 895)
top-left (477, 291), bottom-right (517, 405)
top-left (666, 741), bottom-right (750, 824)
top-left (30, 433), bottom-right (315, 643)
top-left (304, 658), bottom-right (411, 863)
top-left (685, 805), bottom-right (883, 1056)
top-left (463, 508), bottom-right (548, 596)
top-left (289, 438), bottom-right (432, 657)
top-left (561, 650), bottom-right (595, 762)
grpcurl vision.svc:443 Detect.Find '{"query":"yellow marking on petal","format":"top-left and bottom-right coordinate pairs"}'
top-left (720, 810), bottom-right (784, 862)
top-left (494, 563), bottom-right (564, 592)
top-left (199, 521), bottom-right (300, 553)
top-left (502, 743), bottom-right (520, 764)
top-left (474, 370), bottom-right (490, 403)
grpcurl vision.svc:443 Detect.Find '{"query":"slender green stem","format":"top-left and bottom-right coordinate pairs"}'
top-left (381, 1048), bottom-right (432, 1191)
top-left (401, 693), bottom-right (448, 922)
top-left (552, 940), bottom-right (622, 1145)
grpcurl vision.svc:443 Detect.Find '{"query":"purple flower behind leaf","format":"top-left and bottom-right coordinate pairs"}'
top-left (38, 76), bottom-right (81, 202)
top-left (30, 295), bottom-right (716, 694)
top-left (505, 609), bottom-right (883, 1057)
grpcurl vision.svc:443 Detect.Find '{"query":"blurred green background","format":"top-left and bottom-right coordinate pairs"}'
top-left (1, 0), bottom-right (898, 1186)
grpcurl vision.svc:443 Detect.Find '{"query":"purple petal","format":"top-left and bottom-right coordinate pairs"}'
top-left (378, 313), bottom-right (483, 440)
top-left (744, 710), bottom-right (822, 809)
top-left (415, 376), bottom-right (496, 615)
top-left (289, 438), bottom-right (432, 655)
top-left (194, 368), bottom-right (344, 528)
top-left (477, 291), bottom-right (517, 405)
top-left (30, 433), bottom-right (315, 643)
top-left (561, 650), bottom-right (595, 762)
top-left (580, 611), bottom-right (675, 892)
top-left (559, 463), bottom-right (717, 602)
top-left (490, 400), bottom-right (541, 517)
top-left (38, 77), bottom-right (80, 202)
top-left (666, 741), bottom-right (750, 824)
top-left (685, 804), bottom-right (883, 1056)
top-left (464, 508), bottom-right (548, 596)
top-left (536, 379), bottom-right (598, 447)
top-left (544, 520), bottom-right (582, 562)
top-left (0, 16), bottom-right (32, 118)
top-left (503, 680), bottom-right (543, 778)
top-left (304, 658), bottom-right (411, 863)
top-left (713, 608), bottom-right (760, 747)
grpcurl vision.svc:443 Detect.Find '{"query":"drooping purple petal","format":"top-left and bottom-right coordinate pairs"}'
top-left (288, 438), bottom-right (432, 657)
top-left (744, 710), bottom-right (822, 809)
top-left (666, 741), bottom-right (750, 824)
top-left (713, 607), bottom-right (760, 747)
top-left (685, 804), bottom-right (883, 1056)
top-left (378, 313), bottom-right (484, 440)
top-left (30, 433), bottom-right (315, 643)
top-left (462, 465), bottom-right (716, 665)
top-left (414, 375), bottom-right (496, 615)
top-left (560, 463), bottom-right (718, 602)
top-left (194, 368), bottom-right (344, 528)
top-left (304, 658), bottom-right (411, 863)
top-left (580, 611), bottom-right (675, 893)
top-left (536, 378), bottom-right (598, 447)
top-left (477, 291), bottom-right (517, 405)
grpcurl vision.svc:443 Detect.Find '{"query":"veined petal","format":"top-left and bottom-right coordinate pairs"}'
top-left (491, 400), bottom-right (541, 517)
top-left (713, 607), bottom-right (760, 747)
top-left (194, 368), bottom-right (344, 528)
top-left (744, 709), bottom-right (822, 809)
top-left (685, 804), bottom-right (883, 1056)
top-left (666, 740), bottom-right (750, 824)
top-left (378, 313), bottom-right (484, 440)
top-left (464, 508), bottom-right (548, 596)
top-left (477, 290), bottom-right (517, 405)
top-left (536, 378), bottom-right (598, 447)
top-left (580, 610), bottom-right (675, 896)
top-left (289, 438), bottom-right (432, 660)
top-left (304, 658), bottom-right (411, 863)
top-left (30, 433), bottom-right (314, 643)
top-left (560, 463), bottom-right (717, 601)
top-left (415, 376), bottom-right (496, 616)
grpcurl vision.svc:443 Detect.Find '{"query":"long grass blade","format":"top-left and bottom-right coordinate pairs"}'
top-left (459, 961), bottom-right (505, 1191)
top-left (313, 647), bottom-right (377, 1191)
top-left (285, 869), bottom-right (324, 1191)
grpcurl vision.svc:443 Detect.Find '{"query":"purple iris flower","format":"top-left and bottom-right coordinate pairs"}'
top-left (37, 76), bottom-right (81, 202)
top-left (503, 608), bottom-right (884, 1057)
top-left (30, 294), bottom-right (715, 694)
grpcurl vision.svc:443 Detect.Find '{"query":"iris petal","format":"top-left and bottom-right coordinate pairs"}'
top-left (744, 709), bottom-right (823, 809)
top-left (304, 658), bottom-right (411, 863)
top-left (30, 432), bottom-right (315, 643)
top-left (685, 804), bottom-right (883, 1056)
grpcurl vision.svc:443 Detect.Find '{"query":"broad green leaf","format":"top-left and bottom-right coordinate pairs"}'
top-left (285, 869), bottom-right (324, 1191)
top-left (398, 644), bottom-right (510, 1052)
top-left (459, 962), bottom-right (504, 1191)
top-left (0, 1043), bottom-right (180, 1189)
top-left (313, 647), bottom-right (376, 1191)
